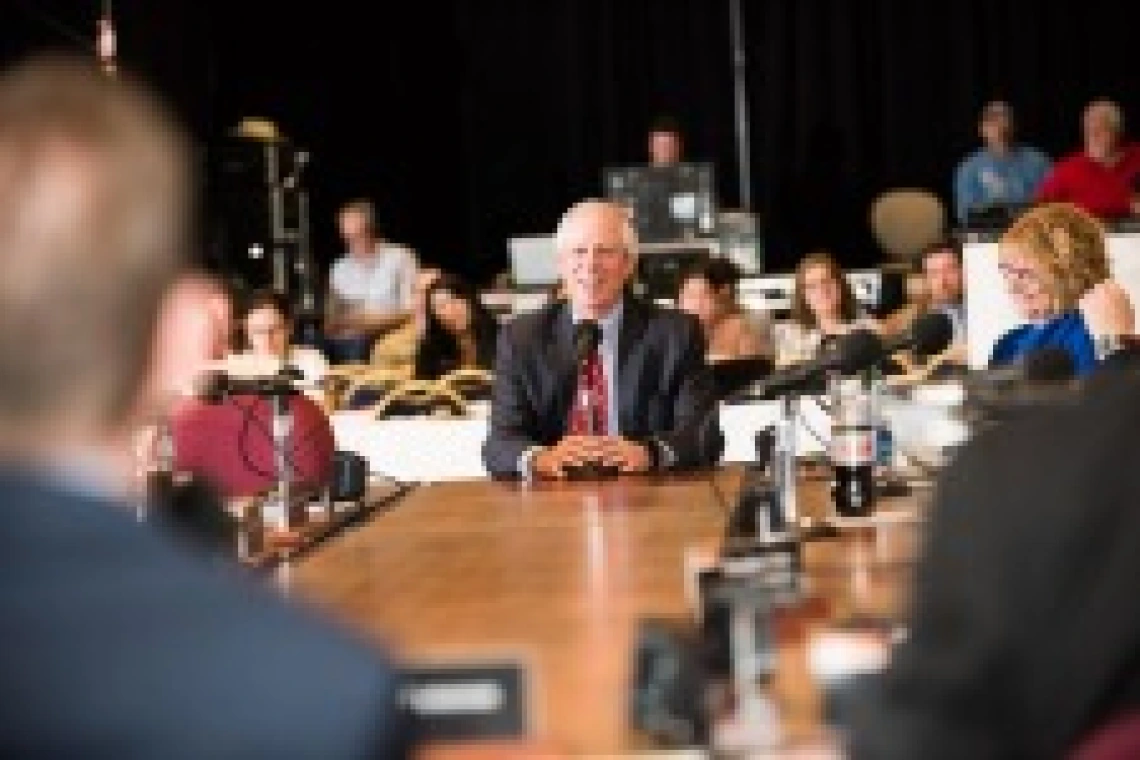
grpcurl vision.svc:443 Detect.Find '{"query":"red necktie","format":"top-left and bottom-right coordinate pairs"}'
top-left (568, 348), bottom-right (608, 435)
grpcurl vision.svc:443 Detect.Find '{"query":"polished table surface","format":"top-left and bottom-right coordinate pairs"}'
top-left (289, 467), bottom-right (926, 756)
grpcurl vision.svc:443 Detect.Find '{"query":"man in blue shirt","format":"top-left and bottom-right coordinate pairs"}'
top-left (953, 101), bottom-right (1051, 226)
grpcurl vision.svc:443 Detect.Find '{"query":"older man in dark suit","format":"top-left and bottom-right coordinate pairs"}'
top-left (0, 54), bottom-right (411, 757)
top-left (483, 199), bottom-right (723, 478)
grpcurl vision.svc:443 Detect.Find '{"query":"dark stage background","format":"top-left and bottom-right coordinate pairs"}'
top-left (5, 0), bottom-right (1138, 288)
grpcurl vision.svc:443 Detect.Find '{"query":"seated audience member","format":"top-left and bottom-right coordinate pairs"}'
top-left (885, 239), bottom-right (969, 373)
top-left (1035, 99), bottom-right (1140, 220)
top-left (369, 266), bottom-right (442, 369)
top-left (773, 251), bottom-right (880, 368)
top-left (234, 288), bottom-right (329, 387)
top-left (482, 199), bottom-right (723, 478)
top-left (0, 53), bottom-right (411, 758)
top-left (647, 114), bottom-right (685, 167)
top-left (989, 202), bottom-right (1134, 376)
top-left (918, 239), bottom-right (967, 345)
top-left (847, 340), bottom-right (1140, 759)
top-left (676, 257), bottom-right (772, 361)
top-left (414, 274), bottom-right (499, 380)
top-left (324, 198), bottom-right (419, 363)
top-left (953, 100), bottom-right (1051, 226)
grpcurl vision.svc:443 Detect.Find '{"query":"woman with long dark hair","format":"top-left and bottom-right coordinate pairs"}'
top-left (413, 274), bottom-right (499, 380)
top-left (774, 251), bottom-right (880, 368)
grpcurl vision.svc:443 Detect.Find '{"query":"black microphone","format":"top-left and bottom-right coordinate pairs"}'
top-left (196, 367), bottom-right (301, 404)
top-left (279, 364), bottom-right (305, 382)
top-left (882, 310), bottom-right (955, 359)
top-left (573, 320), bottom-right (602, 365)
top-left (756, 329), bottom-right (884, 398)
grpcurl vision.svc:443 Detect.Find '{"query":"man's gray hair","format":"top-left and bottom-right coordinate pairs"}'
top-left (552, 198), bottom-right (639, 259)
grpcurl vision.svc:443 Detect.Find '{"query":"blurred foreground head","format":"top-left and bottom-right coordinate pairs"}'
top-left (0, 53), bottom-right (191, 451)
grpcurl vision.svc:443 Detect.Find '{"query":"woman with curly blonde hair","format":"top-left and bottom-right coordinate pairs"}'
top-left (989, 202), bottom-right (1134, 375)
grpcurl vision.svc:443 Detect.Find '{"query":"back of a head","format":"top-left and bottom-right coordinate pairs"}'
top-left (0, 53), bottom-right (190, 439)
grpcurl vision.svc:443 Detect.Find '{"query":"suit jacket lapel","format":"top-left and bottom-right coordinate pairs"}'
top-left (551, 304), bottom-right (578, 432)
top-left (617, 295), bottom-right (648, 433)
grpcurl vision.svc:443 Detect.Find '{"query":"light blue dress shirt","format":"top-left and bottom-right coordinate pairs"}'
top-left (953, 146), bottom-right (1052, 224)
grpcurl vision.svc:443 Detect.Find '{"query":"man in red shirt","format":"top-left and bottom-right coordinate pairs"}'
top-left (1036, 99), bottom-right (1140, 220)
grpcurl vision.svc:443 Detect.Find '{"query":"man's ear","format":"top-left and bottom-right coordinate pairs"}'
top-left (139, 276), bottom-right (223, 417)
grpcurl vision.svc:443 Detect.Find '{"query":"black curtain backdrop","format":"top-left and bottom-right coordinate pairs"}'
top-left (4, 0), bottom-right (1137, 285)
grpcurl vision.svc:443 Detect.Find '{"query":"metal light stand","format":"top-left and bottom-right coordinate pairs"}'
top-left (267, 144), bottom-right (288, 294)
top-left (268, 146), bottom-right (313, 304)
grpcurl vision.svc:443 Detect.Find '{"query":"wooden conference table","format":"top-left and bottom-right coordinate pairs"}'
top-left (289, 466), bottom-right (925, 756)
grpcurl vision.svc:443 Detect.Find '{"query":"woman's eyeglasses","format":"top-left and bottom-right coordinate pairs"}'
top-left (998, 262), bottom-right (1042, 286)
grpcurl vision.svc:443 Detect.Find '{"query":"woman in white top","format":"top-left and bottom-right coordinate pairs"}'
top-left (774, 250), bottom-right (880, 368)
top-left (236, 289), bottom-right (329, 387)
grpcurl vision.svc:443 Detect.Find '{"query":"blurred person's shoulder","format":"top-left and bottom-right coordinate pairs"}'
top-left (964, 358), bottom-right (1140, 472)
top-left (956, 147), bottom-right (988, 171)
top-left (0, 469), bottom-right (410, 757)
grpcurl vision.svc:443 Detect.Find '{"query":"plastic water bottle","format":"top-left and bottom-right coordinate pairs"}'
top-left (828, 373), bottom-right (876, 518)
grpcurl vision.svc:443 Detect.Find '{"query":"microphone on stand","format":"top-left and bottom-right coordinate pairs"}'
top-left (881, 311), bottom-right (955, 361)
top-left (754, 329), bottom-right (884, 399)
top-left (195, 365), bottom-right (304, 404)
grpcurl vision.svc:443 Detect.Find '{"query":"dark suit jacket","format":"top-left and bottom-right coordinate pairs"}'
top-left (848, 361), bottom-right (1140, 759)
top-left (0, 467), bottom-right (412, 759)
top-left (482, 295), bottom-right (723, 476)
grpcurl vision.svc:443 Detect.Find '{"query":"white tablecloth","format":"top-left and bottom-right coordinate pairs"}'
top-left (331, 401), bottom-right (837, 483)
